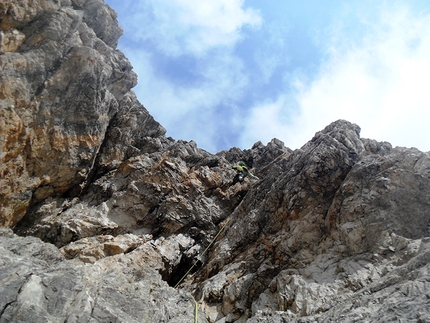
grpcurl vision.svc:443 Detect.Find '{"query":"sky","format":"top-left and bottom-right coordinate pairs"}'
top-left (104, 0), bottom-right (430, 153)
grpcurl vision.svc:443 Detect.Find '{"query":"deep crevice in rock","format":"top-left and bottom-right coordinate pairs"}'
top-left (167, 255), bottom-right (201, 288)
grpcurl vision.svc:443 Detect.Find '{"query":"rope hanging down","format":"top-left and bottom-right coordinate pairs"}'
top-left (194, 299), bottom-right (199, 323)
top-left (174, 217), bottom-right (231, 289)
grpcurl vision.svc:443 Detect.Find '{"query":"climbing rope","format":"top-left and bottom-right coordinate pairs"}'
top-left (194, 299), bottom-right (199, 323)
top-left (174, 217), bottom-right (231, 288)
top-left (174, 217), bottom-right (231, 322)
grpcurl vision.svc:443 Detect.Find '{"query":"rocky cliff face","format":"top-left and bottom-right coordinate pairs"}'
top-left (1, 1), bottom-right (430, 322)
top-left (0, 0), bottom-right (165, 228)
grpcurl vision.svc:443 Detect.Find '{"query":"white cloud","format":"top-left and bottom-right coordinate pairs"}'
top-left (126, 0), bottom-right (261, 56)
top-left (113, 0), bottom-right (262, 152)
top-left (124, 48), bottom-right (249, 152)
top-left (243, 4), bottom-right (430, 151)
top-left (239, 96), bottom-right (292, 148)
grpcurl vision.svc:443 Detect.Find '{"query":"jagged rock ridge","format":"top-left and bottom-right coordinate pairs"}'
top-left (1, 1), bottom-right (430, 322)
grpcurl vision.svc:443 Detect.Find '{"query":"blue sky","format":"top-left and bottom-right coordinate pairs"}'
top-left (104, 0), bottom-right (430, 153)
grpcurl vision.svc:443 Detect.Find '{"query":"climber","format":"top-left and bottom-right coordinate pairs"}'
top-left (231, 161), bottom-right (259, 185)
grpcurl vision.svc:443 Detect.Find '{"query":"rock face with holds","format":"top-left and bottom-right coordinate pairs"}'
top-left (1, 1), bottom-right (430, 322)
top-left (187, 121), bottom-right (430, 322)
top-left (0, 0), bottom-right (165, 228)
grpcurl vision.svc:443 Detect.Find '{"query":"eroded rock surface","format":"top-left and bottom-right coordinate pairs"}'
top-left (182, 120), bottom-right (430, 322)
top-left (0, 0), bottom-right (164, 227)
top-left (0, 228), bottom-right (202, 323)
top-left (1, 1), bottom-right (430, 323)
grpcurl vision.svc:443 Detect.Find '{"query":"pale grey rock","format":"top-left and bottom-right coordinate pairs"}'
top-left (0, 0), bottom-right (163, 226)
top-left (249, 238), bottom-right (430, 323)
top-left (0, 228), bottom-right (205, 323)
top-left (60, 233), bottom-right (152, 262)
top-left (186, 120), bottom-right (430, 322)
top-left (2, 0), bottom-right (430, 321)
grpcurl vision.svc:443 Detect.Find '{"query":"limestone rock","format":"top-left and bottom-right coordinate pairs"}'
top-left (185, 120), bottom-right (430, 322)
top-left (1, 0), bottom-right (430, 322)
top-left (60, 233), bottom-right (152, 263)
top-left (249, 237), bottom-right (430, 323)
top-left (0, 0), bottom-right (164, 227)
top-left (0, 228), bottom-right (205, 323)
top-left (0, 29), bottom-right (26, 52)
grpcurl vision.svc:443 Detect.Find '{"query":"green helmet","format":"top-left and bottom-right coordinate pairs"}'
top-left (239, 162), bottom-right (246, 167)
